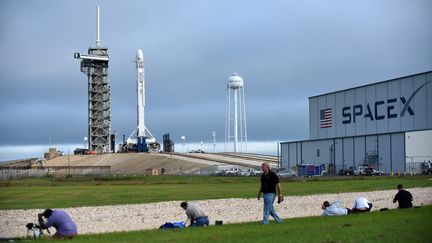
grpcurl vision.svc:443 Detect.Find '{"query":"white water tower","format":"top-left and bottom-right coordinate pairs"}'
top-left (225, 73), bottom-right (248, 153)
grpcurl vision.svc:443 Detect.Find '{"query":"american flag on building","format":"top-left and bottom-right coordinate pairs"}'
top-left (320, 108), bottom-right (332, 128)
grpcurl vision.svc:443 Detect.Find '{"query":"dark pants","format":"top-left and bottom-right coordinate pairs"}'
top-left (352, 203), bottom-right (373, 213)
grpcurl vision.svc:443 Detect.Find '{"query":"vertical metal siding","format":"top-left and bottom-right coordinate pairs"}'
top-left (391, 133), bottom-right (406, 173)
top-left (365, 85), bottom-right (377, 134)
top-left (387, 79), bottom-right (401, 132)
top-left (309, 98), bottom-right (318, 139)
top-left (376, 82), bottom-right (388, 133)
top-left (336, 92), bottom-right (346, 137)
top-left (365, 135), bottom-right (378, 168)
top-left (399, 77), bottom-right (414, 131)
top-left (413, 74), bottom-right (428, 130)
top-left (345, 90), bottom-right (356, 136)
top-left (335, 138), bottom-right (344, 172)
top-left (354, 136), bottom-right (365, 166)
top-left (301, 140), bottom-right (333, 165)
top-left (318, 96), bottom-right (327, 139)
top-left (378, 134), bottom-right (391, 173)
top-left (289, 143), bottom-right (297, 166)
top-left (281, 144), bottom-right (289, 168)
top-left (326, 94), bottom-right (336, 138)
top-left (355, 87), bottom-right (367, 135)
top-left (343, 137), bottom-right (354, 167)
top-left (427, 73), bottom-right (432, 128)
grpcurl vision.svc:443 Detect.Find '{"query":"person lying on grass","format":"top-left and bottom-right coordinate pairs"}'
top-left (321, 201), bottom-right (352, 216)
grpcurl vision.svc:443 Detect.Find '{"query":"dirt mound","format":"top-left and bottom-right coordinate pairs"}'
top-left (44, 153), bottom-right (208, 175)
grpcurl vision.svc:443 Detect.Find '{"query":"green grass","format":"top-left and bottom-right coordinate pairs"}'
top-left (33, 206), bottom-right (432, 243)
top-left (1, 175), bottom-right (431, 209)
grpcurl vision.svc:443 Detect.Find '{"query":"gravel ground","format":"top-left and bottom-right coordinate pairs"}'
top-left (1, 187), bottom-right (431, 238)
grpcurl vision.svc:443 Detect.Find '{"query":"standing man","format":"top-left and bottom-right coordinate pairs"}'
top-left (393, 184), bottom-right (413, 208)
top-left (180, 202), bottom-right (209, 227)
top-left (38, 209), bottom-right (77, 239)
top-left (257, 162), bottom-right (283, 224)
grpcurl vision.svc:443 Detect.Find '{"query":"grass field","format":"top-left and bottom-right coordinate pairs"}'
top-left (33, 206), bottom-right (431, 243)
top-left (1, 175), bottom-right (431, 209)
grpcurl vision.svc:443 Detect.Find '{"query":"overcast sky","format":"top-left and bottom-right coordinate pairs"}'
top-left (1, 0), bottom-right (431, 152)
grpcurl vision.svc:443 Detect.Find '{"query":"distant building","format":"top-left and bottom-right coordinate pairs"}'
top-left (44, 148), bottom-right (62, 160)
top-left (146, 168), bottom-right (159, 176)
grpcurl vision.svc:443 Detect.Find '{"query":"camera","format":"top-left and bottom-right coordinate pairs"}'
top-left (26, 222), bottom-right (42, 239)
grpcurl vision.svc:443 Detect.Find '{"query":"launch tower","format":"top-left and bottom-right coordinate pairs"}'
top-left (74, 6), bottom-right (111, 153)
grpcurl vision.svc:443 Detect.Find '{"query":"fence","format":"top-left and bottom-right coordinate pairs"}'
top-left (0, 166), bottom-right (111, 180)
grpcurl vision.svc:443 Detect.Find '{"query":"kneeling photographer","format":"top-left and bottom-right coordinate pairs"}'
top-left (38, 209), bottom-right (77, 239)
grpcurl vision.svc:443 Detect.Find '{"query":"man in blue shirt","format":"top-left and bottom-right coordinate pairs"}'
top-left (38, 209), bottom-right (77, 239)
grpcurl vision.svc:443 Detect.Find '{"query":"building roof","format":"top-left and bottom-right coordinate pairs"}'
top-left (308, 70), bottom-right (432, 99)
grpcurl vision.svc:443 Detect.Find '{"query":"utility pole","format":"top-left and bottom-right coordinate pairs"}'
top-left (68, 148), bottom-right (70, 175)
top-left (181, 136), bottom-right (186, 153)
top-left (212, 130), bottom-right (216, 153)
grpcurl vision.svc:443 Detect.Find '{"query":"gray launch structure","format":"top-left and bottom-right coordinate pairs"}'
top-left (74, 6), bottom-right (111, 153)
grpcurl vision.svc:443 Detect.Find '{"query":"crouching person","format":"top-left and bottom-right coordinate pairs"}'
top-left (352, 197), bottom-right (373, 213)
top-left (38, 209), bottom-right (77, 239)
top-left (180, 202), bottom-right (209, 227)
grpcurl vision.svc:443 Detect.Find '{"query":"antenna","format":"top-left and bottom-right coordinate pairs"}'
top-left (96, 6), bottom-right (100, 47)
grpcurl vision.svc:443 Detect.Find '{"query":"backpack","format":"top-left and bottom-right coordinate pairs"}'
top-left (159, 221), bottom-right (186, 229)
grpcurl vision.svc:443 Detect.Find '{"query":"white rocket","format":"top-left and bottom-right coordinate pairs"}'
top-left (136, 49), bottom-right (145, 138)
top-left (130, 49), bottom-right (158, 148)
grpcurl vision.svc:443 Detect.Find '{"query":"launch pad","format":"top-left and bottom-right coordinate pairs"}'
top-left (74, 7), bottom-right (160, 154)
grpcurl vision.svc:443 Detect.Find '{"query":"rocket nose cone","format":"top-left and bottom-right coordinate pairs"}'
top-left (136, 49), bottom-right (144, 60)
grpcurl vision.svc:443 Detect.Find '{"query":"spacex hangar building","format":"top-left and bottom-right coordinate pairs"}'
top-left (281, 71), bottom-right (432, 174)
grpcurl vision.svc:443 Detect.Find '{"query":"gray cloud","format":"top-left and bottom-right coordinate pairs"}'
top-left (0, 0), bottom-right (431, 146)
